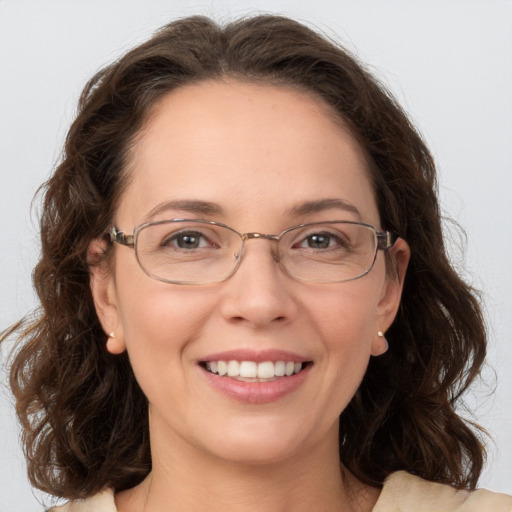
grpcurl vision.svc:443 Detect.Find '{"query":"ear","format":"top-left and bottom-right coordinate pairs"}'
top-left (371, 237), bottom-right (410, 356)
top-left (88, 239), bottom-right (126, 355)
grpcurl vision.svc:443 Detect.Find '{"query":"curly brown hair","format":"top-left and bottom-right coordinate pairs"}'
top-left (2, 14), bottom-right (486, 500)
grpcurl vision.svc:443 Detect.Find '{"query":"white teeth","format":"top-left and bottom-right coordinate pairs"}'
top-left (204, 360), bottom-right (304, 379)
top-left (274, 361), bottom-right (285, 377)
top-left (240, 361), bottom-right (257, 378)
top-left (227, 360), bottom-right (240, 377)
top-left (258, 361), bottom-right (275, 379)
top-left (218, 361), bottom-right (227, 376)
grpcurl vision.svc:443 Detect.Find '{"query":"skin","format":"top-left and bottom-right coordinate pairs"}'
top-left (90, 80), bottom-right (409, 512)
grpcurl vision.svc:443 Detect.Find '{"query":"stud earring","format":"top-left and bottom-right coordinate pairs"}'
top-left (377, 330), bottom-right (388, 352)
top-left (108, 332), bottom-right (116, 339)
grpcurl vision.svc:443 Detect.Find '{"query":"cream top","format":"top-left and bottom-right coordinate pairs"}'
top-left (49, 471), bottom-right (512, 512)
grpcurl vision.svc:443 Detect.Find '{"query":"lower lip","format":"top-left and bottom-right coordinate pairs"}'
top-left (200, 364), bottom-right (311, 404)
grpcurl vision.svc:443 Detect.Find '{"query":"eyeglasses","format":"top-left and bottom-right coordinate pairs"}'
top-left (109, 219), bottom-right (396, 285)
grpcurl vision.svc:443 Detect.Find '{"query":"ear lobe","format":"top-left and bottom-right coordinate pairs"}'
top-left (370, 331), bottom-right (389, 356)
top-left (88, 239), bottom-right (126, 355)
top-left (105, 331), bottom-right (126, 355)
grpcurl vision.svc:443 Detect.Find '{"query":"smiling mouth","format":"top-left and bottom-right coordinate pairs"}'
top-left (201, 360), bottom-right (310, 382)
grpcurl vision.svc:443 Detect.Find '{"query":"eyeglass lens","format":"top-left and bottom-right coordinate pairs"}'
top-left (133, 220), bottom-right (379, 284)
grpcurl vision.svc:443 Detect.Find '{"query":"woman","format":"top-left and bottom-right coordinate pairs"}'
top-left (2, 15), bottom-right (511, 511)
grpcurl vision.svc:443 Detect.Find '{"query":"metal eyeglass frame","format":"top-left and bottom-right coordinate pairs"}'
top-left (109, 219), bottom-right (397, 285)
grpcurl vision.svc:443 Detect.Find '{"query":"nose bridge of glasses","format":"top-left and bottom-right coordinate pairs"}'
top-left (238, 232), bottom-right (281, 263)
top-left (241, 232), bottom-right (280, 242)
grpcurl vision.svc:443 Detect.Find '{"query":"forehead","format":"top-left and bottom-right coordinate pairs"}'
top-left (119, 80), bottom-right (378, 229)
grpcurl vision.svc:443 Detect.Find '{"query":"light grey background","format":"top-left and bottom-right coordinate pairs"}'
top-left (1, 0), bottom-right (511, 509)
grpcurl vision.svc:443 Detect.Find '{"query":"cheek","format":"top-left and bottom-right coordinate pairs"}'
top-left (113, 263), bottom-right (216, 385)
top-left (305, 280), bottom-right (382, 393)
top-left (114, 248), bottom-right (208, 338)
top-left (115, 286), bottom-right (222, 419)
top-left (308, 279), bottom-right (381, 344)
top-left (118, 286), bottom-right (213, 351)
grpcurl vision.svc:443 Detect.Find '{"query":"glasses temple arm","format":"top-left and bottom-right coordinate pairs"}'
top-left (377, 231), bottom-right (398, 251)
top-left (109, 227), bottom-right (134, 247)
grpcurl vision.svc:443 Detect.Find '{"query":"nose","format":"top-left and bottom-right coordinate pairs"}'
top-left (218, 239), bottom-right (299, 328)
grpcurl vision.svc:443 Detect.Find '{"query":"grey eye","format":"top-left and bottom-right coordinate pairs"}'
top-left (296, 232), bottom-right (347, 250)
top-left (164, 231), bottom-right (209, 249)
top-left (305, 233), bottom-right (331, 249)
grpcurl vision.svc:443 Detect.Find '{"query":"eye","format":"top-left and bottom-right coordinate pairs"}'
top-left (303, 233), bottom-right (333, 249)
top-left (296, 231), bottom-right (348, 250)
top-left (163, 230), bottom-right (214, 250)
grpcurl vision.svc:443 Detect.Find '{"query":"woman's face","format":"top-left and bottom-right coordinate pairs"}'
top-left (91, 80), bottom-right (408, 466)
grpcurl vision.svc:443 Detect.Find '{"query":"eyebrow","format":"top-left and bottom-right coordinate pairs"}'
top-left (145, 199), bottom-right (225, 220)
top-left (144, 197), bottom-right (361, 222)
top-left (288, 198), bottom-right (362, 220)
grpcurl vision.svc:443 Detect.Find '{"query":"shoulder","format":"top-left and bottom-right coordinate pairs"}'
top-left (373, 471), bottom-right (512, 512)
top-left (47, 489), bottom-right (116, 512)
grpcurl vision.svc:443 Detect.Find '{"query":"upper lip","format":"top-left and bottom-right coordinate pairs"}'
top-left (199, 348), bottom-right (310, 363)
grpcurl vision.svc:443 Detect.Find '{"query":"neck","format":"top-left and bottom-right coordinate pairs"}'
top-left (115, 418), bottom-right (379, 512)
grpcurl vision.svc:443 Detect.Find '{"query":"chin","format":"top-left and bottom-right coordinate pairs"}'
top-left (212, 439), bottom-right (304, 467)
top-left (197, 415), bottom-right (336, 467)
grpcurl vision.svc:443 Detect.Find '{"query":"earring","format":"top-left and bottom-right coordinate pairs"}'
top-left (108, 332), bottom-right (116, 339)
top-left (377, 330), bottom-right (388, 352)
